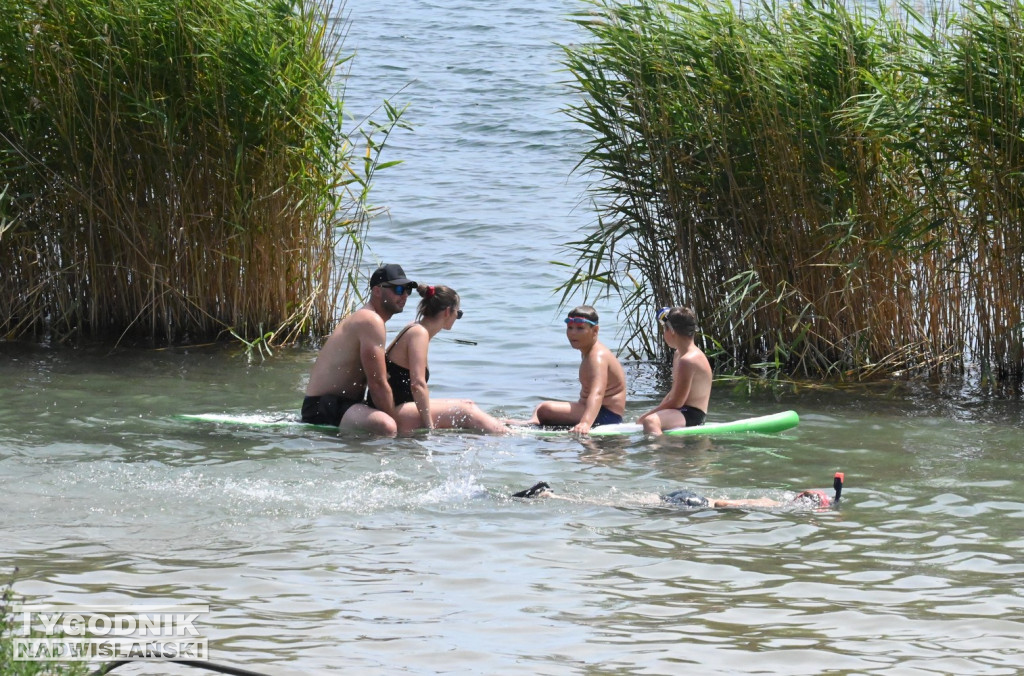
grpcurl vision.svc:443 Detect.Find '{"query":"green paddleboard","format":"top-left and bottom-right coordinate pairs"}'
top-left (178, 409), bottom-right (800, 438)
top-left (664, 409), bottom-right (799, 436)
top-left (517, 410), bottom-right (799, 437)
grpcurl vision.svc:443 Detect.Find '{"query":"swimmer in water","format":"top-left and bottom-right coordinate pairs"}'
top-left (513, 472), bottom-right (845, 511)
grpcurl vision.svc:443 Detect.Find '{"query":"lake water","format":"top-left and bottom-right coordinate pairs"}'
top-left (3, 1), bottom-right (1023, 674)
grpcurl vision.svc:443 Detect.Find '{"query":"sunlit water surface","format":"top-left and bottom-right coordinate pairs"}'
top-left (3, 1), bottom-right (1023, 674)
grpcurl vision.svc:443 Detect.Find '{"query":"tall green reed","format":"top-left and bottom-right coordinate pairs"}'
top-left (562, 0), bottom-right (1024, 382)
top-left (0, 0), bottom-right (404, 346)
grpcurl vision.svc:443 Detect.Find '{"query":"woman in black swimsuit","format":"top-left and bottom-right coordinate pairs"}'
top-left (375, 284), bottom-right (507, 435)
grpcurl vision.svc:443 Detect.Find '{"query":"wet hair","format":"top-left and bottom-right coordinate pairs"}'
top-left (416, 284), bottom-right (459, 320)
top-left (660, 306), bottom-right (697, 337)
top-left (567, 305), bottom-right (599, 324)
top-left (793, 490), bottom-right (831, 508)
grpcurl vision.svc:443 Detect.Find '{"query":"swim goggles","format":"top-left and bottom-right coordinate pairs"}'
top-left (564, 317), bottom-right (597, 326)
top-left (656, 307), bottom-right (671, 323)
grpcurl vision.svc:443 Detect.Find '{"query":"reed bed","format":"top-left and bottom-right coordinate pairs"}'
top-left (562, 0), bottom-right (1024, 382)
top-left (0, 0), bottom-right (402, 346)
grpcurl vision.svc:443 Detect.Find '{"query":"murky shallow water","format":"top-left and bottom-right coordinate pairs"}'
top-left (3, 0), bottom-right (1024, 673)
top-left (3, 343), bottom-right (1023, 674)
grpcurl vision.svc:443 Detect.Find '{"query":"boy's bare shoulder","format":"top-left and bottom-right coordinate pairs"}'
top-left (677, 346), bottom-right (711, 370)
top-left (586, 341), bottom-right (620, 365)
top-left (596, 341), bottom-right (622, 360)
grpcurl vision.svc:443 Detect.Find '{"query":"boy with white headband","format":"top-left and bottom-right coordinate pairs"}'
top-left (524, 305), bottom-right (627, 434)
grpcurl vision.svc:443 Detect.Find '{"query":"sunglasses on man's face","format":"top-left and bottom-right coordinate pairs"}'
top-left (383, 284), bottom-right (411, 296)
top-left (564, 317), bottom-right (597, 326)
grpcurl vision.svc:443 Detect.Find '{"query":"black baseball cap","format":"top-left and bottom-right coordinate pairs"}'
top-left (370, 263), bottom-right (417, 289)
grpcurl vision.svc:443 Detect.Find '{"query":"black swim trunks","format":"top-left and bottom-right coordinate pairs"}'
top-left (661, 489), bottom-right (710, 508)
top-left (301, 394), bottom-right (366, 427)
top-left (593, 406), bottom-right (623, 427)
top-left (677, 405), bottom-right (706, 427)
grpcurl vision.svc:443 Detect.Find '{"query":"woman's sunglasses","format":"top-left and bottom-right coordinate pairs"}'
top-left (564, 317), bottom-right (597, 326)
top-left (453, 308), bottom-right (464, 319)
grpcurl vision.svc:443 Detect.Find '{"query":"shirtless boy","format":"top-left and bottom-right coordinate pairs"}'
top-left (527, 305), bottom-right (627, 435)
top-left (637, 306), bottom-right (712, 435)
top-left (301, 263), bottom-right (417, 436)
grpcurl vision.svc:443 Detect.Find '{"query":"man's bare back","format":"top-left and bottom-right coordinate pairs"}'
top-left (305, 306), bottom-right (384, 400)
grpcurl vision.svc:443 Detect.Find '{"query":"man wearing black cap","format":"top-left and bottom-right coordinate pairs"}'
top-left (302, 264), bottom-right (418, 435)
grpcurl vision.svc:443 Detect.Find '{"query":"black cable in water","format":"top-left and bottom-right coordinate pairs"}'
top-left (91, 658), bottom-right (271, 676)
